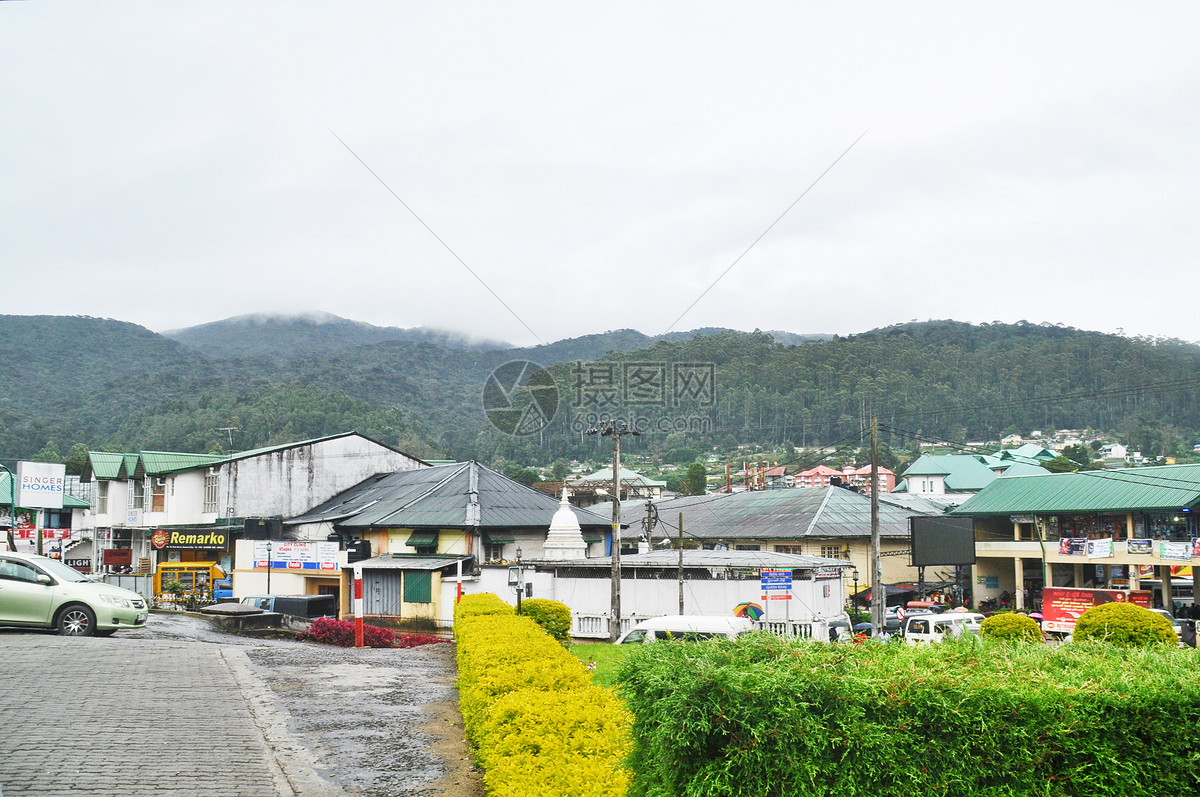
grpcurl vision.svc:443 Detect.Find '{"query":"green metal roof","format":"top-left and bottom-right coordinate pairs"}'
top-left (82, 452), bottom-right (140, 481)
top-left (952, 464), bottom-right (1200, 516)
top-left (137, 452), bottom-right (226, 476)
top-left (901, 455), bottom-right (998, 491)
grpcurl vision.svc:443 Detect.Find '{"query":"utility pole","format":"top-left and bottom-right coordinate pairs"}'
top-left (678, 512), bottom-right (685, 614)
top-left (870, 415), bottom-right (883, 630)
top-left (587, 420), bottom-right (640, 641)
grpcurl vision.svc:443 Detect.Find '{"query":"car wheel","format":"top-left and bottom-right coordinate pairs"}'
top-left (57, 605), bottom-right (96, 636)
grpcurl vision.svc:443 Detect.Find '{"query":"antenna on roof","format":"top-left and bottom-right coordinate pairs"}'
top-left (217, 427), bottom-right (241, 449)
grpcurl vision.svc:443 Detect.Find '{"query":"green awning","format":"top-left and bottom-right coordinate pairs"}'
top-left (582, 531), bottom-right (605, 544)
top-left (406, 531), bottom-right (439, 547)
top-left (483, 531), bottom-right (515, 544)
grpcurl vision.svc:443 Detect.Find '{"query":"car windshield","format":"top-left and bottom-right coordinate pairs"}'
top-left (32, 556), bottom-right (93, 583)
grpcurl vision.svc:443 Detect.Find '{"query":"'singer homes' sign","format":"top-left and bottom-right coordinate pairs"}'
top-left (15, 461), bottom-right (66, 509)
top-left (151, 528), bottom-right (229, 551)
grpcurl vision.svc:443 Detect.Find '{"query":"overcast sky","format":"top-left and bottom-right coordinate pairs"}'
top-left (4, 2), bottom-right (1198, 347)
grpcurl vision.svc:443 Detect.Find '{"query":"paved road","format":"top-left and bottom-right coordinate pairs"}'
top-left (0, 616), bottom-right (480, 797)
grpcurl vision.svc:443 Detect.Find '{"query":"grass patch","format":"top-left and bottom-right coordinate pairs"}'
top-left (570, 641), bottom-right (639, 688)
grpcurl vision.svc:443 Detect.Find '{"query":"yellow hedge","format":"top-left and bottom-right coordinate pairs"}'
top-left (454, 593), bottom-right (631, 796)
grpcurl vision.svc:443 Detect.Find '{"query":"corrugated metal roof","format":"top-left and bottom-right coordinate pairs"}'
top-left (82, 452), bottom-right (141, 481)
top-left (569, 549), bottom-right (851, 570)
top-left (136, 452), bottom-right (226, 476)
top-left (286, 461), bottom-right (612, 530)
top-left (572, 467), bottom-right (667, 488)
top-left (619, 486), bottom-right (926, 541)
top-left (951, 464), bottom-right (1200, 516)
top-left (901, 455), bottom-right (998, 491)
top-left (356, 554), bottom-right (472, 571)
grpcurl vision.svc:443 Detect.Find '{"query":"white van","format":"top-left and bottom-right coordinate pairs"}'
top-left (616, 615), bottom-right (755, 644)
top-left (902, 613), bottom-right (980, 645)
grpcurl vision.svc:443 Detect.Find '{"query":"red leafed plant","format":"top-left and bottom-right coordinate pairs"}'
top-left (297, 617), bottom-right (395, 648)
top-left (396, 633), bottom-right (449, 648)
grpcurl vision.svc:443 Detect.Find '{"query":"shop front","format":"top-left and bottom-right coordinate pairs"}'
top-left (151, 526), bottom-right (234, 602)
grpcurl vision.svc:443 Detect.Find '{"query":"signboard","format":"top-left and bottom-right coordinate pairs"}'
top-left (1160, 541), bottom-right (1192, 562)
top-left (1042, 586), bottom-right (1153, 634)
top-left (65, 558), bottom-right (91, 572)
top-left (104, 549), bottom-right (133, 566)
top-left (253, 541), bottom-right (339, 571)
top-left (151, 529), bottom-right (229, 551)
top-left (15, 461), bottom-right (66, 509)
top-left (1057, 537), bottom-right (1087, 556)
top-left (1087, 538), bottom-right (1114, 559)
top-left (760, 568), bottom-right (792, 602)
top-left (910, 516), bottom-right (975, 566)
top-left (1127, 539), bottom-right (1153, 555)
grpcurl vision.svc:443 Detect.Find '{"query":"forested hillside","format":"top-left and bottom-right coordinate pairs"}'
top-left (2, 315), bottom-right (1198, 469)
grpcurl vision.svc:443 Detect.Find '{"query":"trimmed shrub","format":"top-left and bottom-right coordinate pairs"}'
top-left (455, 592), bottom-right (516, 619)
top-left (1073, 602), bottom-right (1178, 647)
top-left (518, 598), bottom-right (572, 643)
top-left (980, 611), bottom-right (1043, 643)
top-left (455, 592), bottom-right (630, 796)
top-left (296, 617), bottom-right (395, 648)
top-left (617, 632), bottom-right (1200, 796)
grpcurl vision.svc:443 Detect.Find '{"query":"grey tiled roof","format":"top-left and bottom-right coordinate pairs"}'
top-left (621, 486), bottom-right (930, 541)
top-left (287, 461), bottom-right (613, 531)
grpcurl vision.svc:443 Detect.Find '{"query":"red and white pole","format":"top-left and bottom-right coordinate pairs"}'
top-left (353, 562), bottom-right (364, 648)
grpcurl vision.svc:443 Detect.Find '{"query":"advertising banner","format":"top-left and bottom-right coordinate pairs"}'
top-left (1127, 539), bottom-right (1154, 555)
top-left (15, 461), bottom-right (66, 509)
top-left (1057, 537), bottom-right (1087, 556)
top-left (1160, 541), bottom-right (1192, 562)
top-left (1087, 538), bottom-right (1114, 559)
top-left (253, 540), bottom-right (339, 571)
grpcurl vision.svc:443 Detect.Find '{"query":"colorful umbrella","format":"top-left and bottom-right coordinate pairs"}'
top-left (734, 602), bottom-right (764, 620)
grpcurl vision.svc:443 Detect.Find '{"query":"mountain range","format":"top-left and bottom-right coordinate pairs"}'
top-left (1, 313), bottom-right (1197, 470)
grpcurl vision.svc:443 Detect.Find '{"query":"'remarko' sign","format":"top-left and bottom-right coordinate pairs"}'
top-left (151, 529), bottom-right (229, 551)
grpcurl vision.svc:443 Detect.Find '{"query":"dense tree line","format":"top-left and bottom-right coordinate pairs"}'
top-left (2, 315), bottom-right (1200, 468)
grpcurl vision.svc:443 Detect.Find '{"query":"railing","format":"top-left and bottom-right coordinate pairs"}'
top-left (571, 612), bottom-right (821, 640)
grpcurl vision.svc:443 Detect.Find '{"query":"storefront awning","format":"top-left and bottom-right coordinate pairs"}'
top-left (483, 531), bottom-right (515, 544)
top-left (406, 530), bottom-right (439, 547)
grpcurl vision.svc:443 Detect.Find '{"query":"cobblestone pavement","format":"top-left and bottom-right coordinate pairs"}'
top-left (0, 615), bottom-right (481, 797)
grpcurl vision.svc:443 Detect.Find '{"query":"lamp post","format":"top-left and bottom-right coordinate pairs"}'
top-left (510, 546), bottom-right (524, 612)
top-left (265, 540), bottom-right (272, 594)
top-left (852, 567), bottom-right (860, 615)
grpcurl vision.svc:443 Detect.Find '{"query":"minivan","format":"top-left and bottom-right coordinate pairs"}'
top-left (616, 615), bottom-right (755, 644)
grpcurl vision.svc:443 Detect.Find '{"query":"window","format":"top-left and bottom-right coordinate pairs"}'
top-left (96, 482), bottom-right (109, 514)
top-left (734, 544), bottom-right (760, 551)
top-left (820, 545), bottom-right (842, 559)
top-left (130, 479), bottom-right (144, 509)
top-left (403, 571), bottom-right (432, 603)
top-left (485, 543), bottom-right (505, 561)
top-left (203, 473), bottom-right (219, 514)
top-left (0, 558), bottom-right (42, 584)
top-left (775, 545), bottom-right (802, 555)
top-left (44, 510), bottom-right (72, 530)
top-left (151, 478), bottom-right (166, 513)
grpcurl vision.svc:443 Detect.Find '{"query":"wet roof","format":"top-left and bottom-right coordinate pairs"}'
top-left (952, 464), bottom-right (1200, 516)
top-left (619, 485), bottom-right (927, 541)
top-left (287, 461), bottom-right (613, 530)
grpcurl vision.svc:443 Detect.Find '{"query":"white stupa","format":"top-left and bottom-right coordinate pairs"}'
top-left (542, 487), bottom-right (589, 561)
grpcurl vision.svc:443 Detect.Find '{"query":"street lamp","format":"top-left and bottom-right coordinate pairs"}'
top-left (851, 567), bottom-right (860, 614)
top-left (265, 539), bottom-right (272, 594)
top-left (509, 546), bottom-right (524, 612)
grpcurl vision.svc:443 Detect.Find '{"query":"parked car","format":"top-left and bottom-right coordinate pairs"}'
top-left (240, 594), bottom-right (338, 619)
top-left (616, 615), bottom-right (755, 644)
top-left (901, 613), bottom-right (979, 645)
top-left (0, 550), bottom-right (148, 636)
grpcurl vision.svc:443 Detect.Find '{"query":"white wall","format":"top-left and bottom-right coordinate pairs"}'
top-left (438, 565), bottom-right (847, 628)
top-left (223, 436), bottom-right (425, 519)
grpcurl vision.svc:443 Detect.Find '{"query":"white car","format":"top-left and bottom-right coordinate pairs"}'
top-left (616, 615), bottom-right (755, 643)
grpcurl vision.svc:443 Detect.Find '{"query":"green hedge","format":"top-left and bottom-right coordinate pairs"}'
top-left (1074, 602), bottom-right (1178, 647)
top-left (518, 598), bottom-right (573, 644)
top-left (980, 612), bottom-right (1043, 643)
top-left (454, 593), bottom-right (631, 796)
top-left (617, 634), bottom-right (1200, 796)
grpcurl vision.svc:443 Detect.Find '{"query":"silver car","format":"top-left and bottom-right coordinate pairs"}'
top-left (0, 551), bottom-right (148, 636)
